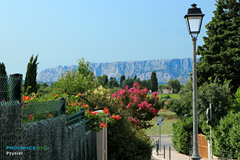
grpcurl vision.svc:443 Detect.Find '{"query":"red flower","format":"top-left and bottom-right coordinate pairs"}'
top-left (103, 107), bottom-right (110, 114)
top-left (22, 105), bottom-right (26, 108)
top-left (100, 122), bottom-right (107, 128)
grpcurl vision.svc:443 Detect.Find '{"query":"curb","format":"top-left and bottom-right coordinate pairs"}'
top-left (149, 134), bottom-right (173, 137)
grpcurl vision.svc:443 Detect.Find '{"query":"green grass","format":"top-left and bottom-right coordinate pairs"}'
top-left (144, 110), bottom-right (179, 135)
top-left (144, 119), bottom-right (179, 135)
top-left (147, 94), bottom-right (179, 99)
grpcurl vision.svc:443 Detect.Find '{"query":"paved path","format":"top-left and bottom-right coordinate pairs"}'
top-left (149, 135), bottom-right (218, 160)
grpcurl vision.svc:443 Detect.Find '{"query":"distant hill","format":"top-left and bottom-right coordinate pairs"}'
top-left (37, 58), bottom-right (199, 84)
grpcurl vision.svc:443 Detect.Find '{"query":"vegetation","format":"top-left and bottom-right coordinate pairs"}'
top-left (0, 62), bottom-right (7, 76)
top-left (0, 62), bottom-right (7, 101)
top-left (212, 112), bottom-right (240, 159)
top-left (23, 55), bottom-right (39, 95)
top-left (167, 78), bottom-right (181, 93)
top-left (196, 0), bottom-right (240, 94)
top-left (150, 70), bottom-right (158, 92)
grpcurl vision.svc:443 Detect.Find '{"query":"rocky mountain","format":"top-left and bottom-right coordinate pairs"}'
top-left (37, 58), bottom-right (198, 84)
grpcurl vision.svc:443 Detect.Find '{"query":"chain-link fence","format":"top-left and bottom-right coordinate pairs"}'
top-left (0, 74), bottom-right (97, 160)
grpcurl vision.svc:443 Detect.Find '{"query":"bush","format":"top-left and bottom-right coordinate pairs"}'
top-left (212, 112), bottom-right (240, 159)
top-left (107, 113), bottom-right (154, 160)
top-left (85, 87), bottom-right (154, 160)
top-left (172, 117), bottom-right (193, 154)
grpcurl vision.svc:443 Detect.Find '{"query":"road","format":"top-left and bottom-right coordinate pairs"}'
top-left (149, 135), bottom-right (174, 160)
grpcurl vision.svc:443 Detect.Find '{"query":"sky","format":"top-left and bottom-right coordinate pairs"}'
top-left (0, 0), bottom-right (216, 79)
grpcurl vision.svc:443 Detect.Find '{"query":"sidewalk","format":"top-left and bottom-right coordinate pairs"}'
top-left (152, 148), bottom-right (218, 160)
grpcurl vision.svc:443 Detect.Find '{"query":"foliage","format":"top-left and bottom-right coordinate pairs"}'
top-left (0, 62), bottom-right (7, 100)
top-left (196, 0), bottom-right (240, 94)
top-left (119, 75), bottom-right (125, 88)
top-left (212, 112), bottom-right (240, 159)
top-left (111, 82), bottom-right (163, 130)
top-left (171, 80), bottom-right (192, 117)
top-left (150, 70), bottom-right (158, 92)
top-left (108, 77), bottom-right (119, 89)
top-left (230, 86), bottom-right (240, 113)
top-left (172, 116), bottom-right (193, 154)
top-left (197, 78), bottom-right (232, 124)
top-left (107, 113), bottom-right (154, 160)
top-left (121, 78), bottom-right (134, 89)
top-left (167, 78), bottom-right (181, 93)
top-left (0, 62), bottom-right (7, 76)
top-left (83, 85), bottom-right (154, 160)
top-left (24, 55), bottom-right (39, 95)
top-left (141, 79), bottom-right (151, 90)
top-left (53, 58), bottom-right (97, 94)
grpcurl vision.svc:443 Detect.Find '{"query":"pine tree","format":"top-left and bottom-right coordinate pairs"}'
top-left (24, 55), bottom-right (39, 95)
top-left (196, 0), bottom-right (240, 94)
top-left (150, 70), bottom-right (158, 92)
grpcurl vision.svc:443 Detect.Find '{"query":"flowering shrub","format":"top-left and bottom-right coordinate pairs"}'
top-left (111, 82), bottom-right (162, 129)
top-left (85, 107), bottom-right (121, 132)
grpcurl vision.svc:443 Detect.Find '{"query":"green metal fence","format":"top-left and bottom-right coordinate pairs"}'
top-left (0, 74), bottom-right (97, 160)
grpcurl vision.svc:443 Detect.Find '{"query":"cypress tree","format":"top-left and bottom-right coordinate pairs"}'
top-left (133, 75), bottom-right (137, 82)
top-left (196, 0), bottom-right (240, 94)
top-left (150, 70), bottom-right (158, 92)
top-left (24, 55), bottom-right (39, 95)
top-left (103, 75), bottom-right (108, 87)
top-left (120, 75), bottom-right (125, 88)
top-left (0, 62), bottom-right (7, 101)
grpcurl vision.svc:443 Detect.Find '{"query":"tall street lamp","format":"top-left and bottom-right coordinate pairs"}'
top-left (184, 3), bottom-right (204, 160)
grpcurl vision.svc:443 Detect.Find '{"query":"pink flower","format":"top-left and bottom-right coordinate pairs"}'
top-left (126, 104), bottom-right (130, 108)
top-left (111, 93), bottom-right (116, 98)
top-left (125, 85), bottom-right (129, 90)
top-left (152, 109), bottom-right (157, 115)
top-left (156, 96), bottom-right (159, 100)
top-left (147, 96), bottom-right (149, 100)
top-left (139, 107), bottom-right (141, 111)
top-left (153, 91), bottom-right (158, 97)
top-left (133, 83), bottom-right (137, 87)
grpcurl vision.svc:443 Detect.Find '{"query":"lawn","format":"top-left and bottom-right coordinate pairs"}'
top-left (147, 94), bottom-right (179, 99)
top-left (144, 110), bottom-right (179, 135)
top-left (144, 119), bottom-right (179, 135)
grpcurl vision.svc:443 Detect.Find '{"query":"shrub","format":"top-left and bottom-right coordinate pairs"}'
top-left (212, 112), bottom-right (240, 159)
top-left (172, 116), bottom-right (193, 154)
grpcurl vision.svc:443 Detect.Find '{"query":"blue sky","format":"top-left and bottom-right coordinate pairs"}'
top-left (0, 0), bottom-right (216, 78)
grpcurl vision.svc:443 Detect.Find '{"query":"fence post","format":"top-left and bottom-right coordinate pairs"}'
top-left (169, 146), bottom-right (171, 160)
top-left (9, 74), bottom-right (22, 102)
top-left (58, 98), bottom-right (66, 116)
top-left (164, 145), bottom-right (165, 159)
top-left (57, 98), bottom-right (67, 159)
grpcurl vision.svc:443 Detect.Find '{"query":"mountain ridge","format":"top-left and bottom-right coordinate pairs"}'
top-left (37, 58), bottom-right (199, 84)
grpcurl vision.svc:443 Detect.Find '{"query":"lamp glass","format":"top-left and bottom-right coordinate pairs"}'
top-left (188, 16), bottom-right (202, 33)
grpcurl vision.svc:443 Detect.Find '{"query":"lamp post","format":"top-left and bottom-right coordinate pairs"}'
top-left (184, 3), bottom-right (204, 160)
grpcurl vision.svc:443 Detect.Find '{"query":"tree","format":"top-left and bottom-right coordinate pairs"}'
top-left (53, 58), bottom-right (96, 94)
top-left (0, 62), bottom-right (7, 101)
top-left (120, 75), bottom-right (125, 88)
top-left (108, 77), bottom-right (119, 89)
top-left (141, 80), bottom-right (151, 90)
top-left (24, 55), bottom-right (39, 95)
top-left (150, 70), bottom-right (158, 92)
top-left (0, 62), bottom-right (7, 76)
top-left (133, 75), bottom-right (137, 82)
top-left (121, 78), bottom-right (134, 89)
top-left (103, 75), bottom-right (108, 87)
top-left (196, 0), bottom-right (240, 94)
